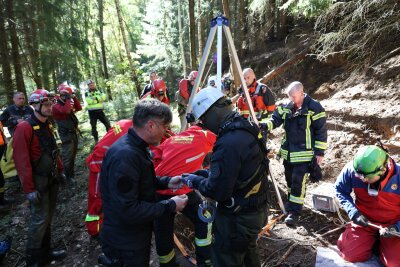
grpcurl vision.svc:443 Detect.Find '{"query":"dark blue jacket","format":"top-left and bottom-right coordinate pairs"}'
top-left (196, 114), bottom-right (268, 207)
top-left (0, 104), bottom-right (33, 135)
top-left (100, 128), bottom-right (176, 250)
top-left (265, 94), bottom-right (327, 163)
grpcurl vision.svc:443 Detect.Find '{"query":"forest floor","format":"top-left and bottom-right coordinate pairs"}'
top-left (1, 55), bottom-right (400, 267)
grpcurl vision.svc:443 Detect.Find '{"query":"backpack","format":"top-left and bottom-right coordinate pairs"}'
top-left (255, 83), bottom-right (276, 107)
top-left (0, 138), bottom-right (17, 179)
top-left (0, 120), bottom-right (58, 179)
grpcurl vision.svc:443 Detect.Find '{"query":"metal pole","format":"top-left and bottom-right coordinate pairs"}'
top-left (181, 23), bottom-right (217, 132)
top-left (223, 25), bottom-right (259, 126)
top-left (216, 17), bottom-right (223, 92)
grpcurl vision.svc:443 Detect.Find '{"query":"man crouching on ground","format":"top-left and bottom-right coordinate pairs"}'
top-left (99, 99), bottom-right (188, 266)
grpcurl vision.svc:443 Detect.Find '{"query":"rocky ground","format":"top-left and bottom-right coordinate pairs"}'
top-left (1, 54), bottom-right (399, 267)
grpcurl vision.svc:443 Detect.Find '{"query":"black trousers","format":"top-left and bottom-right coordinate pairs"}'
top-left (154, 191), bottom-right (212, 267)
top-left (283, 160), bottom-right (310, 215)
top-left (88, 110), bottom-right (111, 141)
top-left (102, 243), bottom-right (151, 267)
top-left (60, 133), bottom-right (78, 180)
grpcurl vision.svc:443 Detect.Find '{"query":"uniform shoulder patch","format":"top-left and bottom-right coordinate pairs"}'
top-left (391, 183), bottom-right (398, 190)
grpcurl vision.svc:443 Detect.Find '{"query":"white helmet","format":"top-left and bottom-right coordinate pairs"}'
top-left (207, 75), bottom-right (216, 87)
top-left (191, 87), bottom-right (224, 120)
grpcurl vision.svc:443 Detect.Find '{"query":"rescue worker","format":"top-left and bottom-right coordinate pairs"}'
top-left (85, 119), bottom-right (132, 237)
top-left (52, 84), bottom-right (82, 186)
top-left (0, 92), bottom-right (33, 136)
top-left (141, 79), bottom-right (170, 105)
top-left (263, 81), bottom-right (327, 226)
top-left (153, 125), bottom-right (216, 267)
top-left (85, 79), bottom-right (111, 143)
top-left (85, 119), bottom-right (174, 237)
top-left (237, 68), bottom-right (275, 121)
top-left (13, 89), bottom-right (66, 266)
top-left (140, 71), bottom-right (158, 98)
top-left (335, 145), bottom-right (400, 266)
top-left (182, 88), bottom-right (270, 267)
top-left (178, 70), bottom-right (198, 129)
top-left (99, 99), bottom-right (187, 266)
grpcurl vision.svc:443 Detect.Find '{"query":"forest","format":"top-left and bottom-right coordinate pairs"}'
top-left (0, 0), bottom-right (400, 266)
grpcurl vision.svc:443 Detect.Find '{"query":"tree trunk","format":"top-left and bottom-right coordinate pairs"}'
top-left (114, 0), bottom-right (141, 96)
top-left (22, 1), bottom-right (41, 87)
top-left (98, 0), bottom-right (112, 100)
top-left (0, 0), bottom-right (14, 104)
top-left (197, 0), bottom-right (204, 62)
top-left (222, 0), bottom-right (230, 17)
top-left (5, 0), bottom-right (26, 95)
top-left (188, 0), bottom-right (197, 70)
top-left (177, 0), bottom-right (187, 77)
top-left (238, 0), bottom-right (246, 57)
top-left (37, 0), bottom-right (49, 88)
top-left (267, 0), bottom-right (276, 40)
top-left (277, 0), bottom-right (288, 40)
top-left (259, 50), bottom-right (308, 84)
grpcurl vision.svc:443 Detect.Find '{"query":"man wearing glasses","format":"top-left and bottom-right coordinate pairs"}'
top-left (99, 99), bottom-right (187, 266)
top-left (0, 92), bottom-right (33, 136)
top-left (335, 145), bottom-right (400, 266)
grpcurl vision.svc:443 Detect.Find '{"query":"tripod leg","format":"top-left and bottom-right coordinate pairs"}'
top-left (182, 25), bottom-right (217, 132)
top-left (268, 164), bottom-right (287, 214)
top-left (223, 25), bottom-right (259, 126)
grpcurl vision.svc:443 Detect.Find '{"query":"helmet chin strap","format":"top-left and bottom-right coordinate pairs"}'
top-left (35, 103), bottom-right (48, 117)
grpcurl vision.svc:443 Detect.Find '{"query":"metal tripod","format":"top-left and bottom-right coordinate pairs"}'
top-left (183, 15), bottom-right (286, 215)
top-left (182, 15), bottom-right (258, 131)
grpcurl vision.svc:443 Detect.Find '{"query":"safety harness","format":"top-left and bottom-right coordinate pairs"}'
top-left (218, 114), bottom-right (270, 213)
top-left (26, 118), bottom-right (60, 180)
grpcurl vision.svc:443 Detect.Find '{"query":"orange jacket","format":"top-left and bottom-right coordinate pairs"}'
top-left (237, 81), bottom-right (275, 117)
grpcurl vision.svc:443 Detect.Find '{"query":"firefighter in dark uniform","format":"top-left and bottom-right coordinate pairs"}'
top-left (183, 88), bottom-right (270, 267)
top-left (264, 81), bottom-right (327, 226)
top-left (52, 84), bottom-right (82, 186)
top-left (98, 99), bottom-right (188, 267)
top-left (13, 89), bottom-right (66, 266)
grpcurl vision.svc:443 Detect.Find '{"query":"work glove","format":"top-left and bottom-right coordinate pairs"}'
top-left (351, 211), bottom-right (369, 227)
top-left (181, 173), bottom-right (205, 189)
top-left (309, 157), bottom-right (323, 183)
top-left (193, 169), bottom-right (209, 178)
top-left (379, 225), bottom-right (399, 238)
top-left (26, 191), bottom-right (41, 204)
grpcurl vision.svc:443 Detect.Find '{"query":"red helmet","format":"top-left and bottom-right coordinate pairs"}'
top-left (151, 79), bottom-right (167, 96)
top-left (29, 89), bottom-right (54, 104)
top-left (189, 71), bottom-right (198, 81)
top-left (58, 84), bottom-right (73, 95)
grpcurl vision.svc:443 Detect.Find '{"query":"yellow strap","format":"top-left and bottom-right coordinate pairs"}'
top-left (159, 249), bottom-right (175, 264)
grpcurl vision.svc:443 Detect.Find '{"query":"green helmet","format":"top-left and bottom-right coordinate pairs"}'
top-left (353, 145), bottom-right (388, 178)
